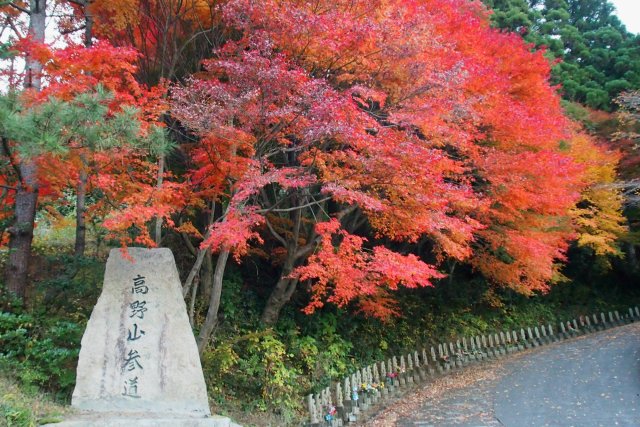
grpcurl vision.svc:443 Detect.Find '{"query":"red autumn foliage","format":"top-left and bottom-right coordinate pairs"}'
top-left (0, 38), bottom-right (173, 248)
top-left (296, 219), bottom-right (445, 317)
top-left (1, 0), bottom-right (620, 321)
top-left (168, 0), bottom-right (598, 318)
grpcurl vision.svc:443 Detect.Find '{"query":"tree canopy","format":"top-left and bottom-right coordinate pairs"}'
top-left (484, 0), bottom-right (640, 110)
top-left (0, 0), bottom-right (630, 333)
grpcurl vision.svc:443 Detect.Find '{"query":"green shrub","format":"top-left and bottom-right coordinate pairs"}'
top-left (0, 402), bottom-right (35, 427)
top-left (33, 255), bottom-right (103, 319)
top-left (0, 374), bottom-right (66, 427)
top-left (0, 311), bottom-right (83, 397)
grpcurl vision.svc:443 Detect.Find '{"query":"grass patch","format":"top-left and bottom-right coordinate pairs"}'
top-left (0, 374), bottom-right (68, 427)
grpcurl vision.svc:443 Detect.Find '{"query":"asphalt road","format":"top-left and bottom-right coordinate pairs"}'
top-left (393, 322), bottom-right (640, 427)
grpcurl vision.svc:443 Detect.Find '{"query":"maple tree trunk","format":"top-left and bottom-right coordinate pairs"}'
top-left (201, 249), bottom-right (213, 303)
top-left (84, 2), bottom-right (93, 48)
top-left (260, 256), bottom-right (298, 326)
top-left (197, 249), bottom-right (230, 355)
top-left (181, 204), bottom-right (215, 299)
top-left (448, 260), bottom-right (457, 286)
top-left (182, 247), bottom-right (207, 298)
top-left (260, 276), bottom-right (299, 326)
top-left (260, 203), bottom-right (317, 325)
top-left (5, 163), bottom-right (38, 299)
top-left (189, 250), bottom-right (213, 325)
top-left (188, 274), bottom-right (199, 326)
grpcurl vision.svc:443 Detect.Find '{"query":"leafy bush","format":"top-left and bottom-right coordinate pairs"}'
top-left (0, 311), bottom-right (83, 397)
top-left (0, 401), bottom-right (34, 427)
top-left (0, 374), bottom-right (66, 427)
top-left (32, 255), bottom-right (103, 319)
top-left (0, 255), bottom-right (99, 399)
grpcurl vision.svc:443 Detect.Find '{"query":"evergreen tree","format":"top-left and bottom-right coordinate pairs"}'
top-left (484, 0), bottom-right (640, 110)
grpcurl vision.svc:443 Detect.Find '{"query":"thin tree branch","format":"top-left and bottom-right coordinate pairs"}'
top-left (294, 238), bottom-right (319, 260)
top-left (292, 195), bottom-right (303, 246)
top-left (182, 245), bottom-right (208, 298)
top-left (6, 16), bottom-right (24, 39)
top-left (9, 2), bottom-right (30, 14)
top-left (1, 137), bottom-right (24, 186)
top-left (256, 196), bottom-right (332, 214)
top-left (60, 24), bottom-right (85, 35)
top-left (265, 215), bottom-right (287, 247)
top-left (180, 231), bottom-right (198, 257)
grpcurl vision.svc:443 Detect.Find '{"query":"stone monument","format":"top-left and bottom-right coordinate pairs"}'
top-left (46, 248), bottom-right (237, 427)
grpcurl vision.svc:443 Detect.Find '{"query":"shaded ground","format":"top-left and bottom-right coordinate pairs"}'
top-left (368, 322), bottom-right (640, 427)
top-left (0, 373), bottom-right (70, 426)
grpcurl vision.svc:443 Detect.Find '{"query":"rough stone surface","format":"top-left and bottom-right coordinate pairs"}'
top-left (71, 248), bottom-right (210, 416)
top-left (42, 413), bottom-right (240, 427)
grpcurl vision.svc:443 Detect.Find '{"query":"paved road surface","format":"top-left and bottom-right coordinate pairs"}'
top-left (385, 322), bottom-right (640, 427)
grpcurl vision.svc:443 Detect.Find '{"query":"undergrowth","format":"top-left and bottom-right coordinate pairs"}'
top-left (0, 248), bottom-right (638, 426)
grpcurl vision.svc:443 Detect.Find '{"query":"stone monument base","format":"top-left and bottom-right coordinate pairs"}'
top-left (42, 412), bottom-right (240, 427)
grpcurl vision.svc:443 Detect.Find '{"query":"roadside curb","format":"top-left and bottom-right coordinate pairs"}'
top-left (303, 307), bottom-right (640, 426)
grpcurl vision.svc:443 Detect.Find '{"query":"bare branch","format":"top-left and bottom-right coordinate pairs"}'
top-left (1, 137), bottom-right (24, 186)
top-left (265, 216), bottom-right (287, 247)
top-left (6, 16), bottom-right (24, 39)
top-left (294, 238), bottom-right (319, 260)
top-left (60, 24), bottom-right (86, 35)
top-left (180, 231), bottom-right (198, 257)
top-left (9, 2), bottom-right (30, 14)
top-left (256, 196), bottom-right (332, 214)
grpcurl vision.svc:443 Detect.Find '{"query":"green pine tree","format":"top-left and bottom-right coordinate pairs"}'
top-left (483, 0), bottom-right (640, 110)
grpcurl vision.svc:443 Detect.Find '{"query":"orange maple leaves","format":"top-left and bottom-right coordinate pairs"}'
top-left (195, 0), bottom-right (613, 316)
top-left (1, 0), bottom-right (624, 320)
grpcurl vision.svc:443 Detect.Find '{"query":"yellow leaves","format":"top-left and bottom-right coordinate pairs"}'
top-left (571, 188), bottom-right (627, 257)
top-left (567, 132), bottom-right (628, 257)
top-left (89, 0), bottom-right (141, 34)
top-left (481, 288), bottom-right (505, 309)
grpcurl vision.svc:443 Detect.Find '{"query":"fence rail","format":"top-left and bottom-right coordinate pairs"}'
top-left (305, 306), bottom-right (640, 426)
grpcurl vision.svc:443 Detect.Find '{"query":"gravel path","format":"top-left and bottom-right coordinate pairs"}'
top-left (368, 322), bottom-right (640, 427)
